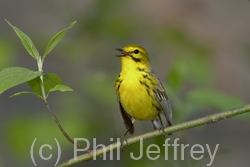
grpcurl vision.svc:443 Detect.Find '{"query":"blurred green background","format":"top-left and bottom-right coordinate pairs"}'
top-left (0, 0), bottom-right (250, 167)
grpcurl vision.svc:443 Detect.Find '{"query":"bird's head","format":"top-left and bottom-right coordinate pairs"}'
top-left (116, 44), bottom-right (151, 71)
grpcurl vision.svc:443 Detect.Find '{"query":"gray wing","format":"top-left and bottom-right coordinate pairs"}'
top-left (117, 97), bottom-right (134, 134)
top-left (152, 80), bottom-right (172, 130)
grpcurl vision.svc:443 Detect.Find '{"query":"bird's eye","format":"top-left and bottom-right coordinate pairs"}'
top-left (134, 49), bottom-right (139, 54)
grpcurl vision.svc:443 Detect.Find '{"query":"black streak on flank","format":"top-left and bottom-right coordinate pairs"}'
top-left (146, 88), bottom-right (150, 96)
top-left (137, 67), bottom-right (145, 72)
top-left (139, 80), bottom-right (150, 89)
top-left (117, 83), bottom-right (121, 91)
top-left (142, 73), bottom-right (153, 82)
top-left (152, 103), bottom-right (161, 111)
top-left (139, 80), bottom-right (150, 96)
top-left (130, 55), bottom-right (141, 63)
top-left (117, 80), bottom-right (123, 91)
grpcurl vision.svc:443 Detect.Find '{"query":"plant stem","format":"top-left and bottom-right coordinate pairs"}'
top-left (55, 104), bottom-right (250, 167)
top-left (36, 57), bottom-right (90, 152)
top-left (45, 102), bottom-right (91, 153)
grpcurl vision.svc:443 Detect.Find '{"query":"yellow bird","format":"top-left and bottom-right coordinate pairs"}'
top-left (114, 44), bottom-right (172, 136)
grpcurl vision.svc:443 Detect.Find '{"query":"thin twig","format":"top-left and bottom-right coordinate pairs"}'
top-left (45, 101), bottom-right (91, 153)
top-left (55, 104), bottom-right (250, 167)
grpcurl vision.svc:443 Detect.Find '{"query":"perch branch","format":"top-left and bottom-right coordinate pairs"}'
top-left (55, 104), bottom-right (250, 167)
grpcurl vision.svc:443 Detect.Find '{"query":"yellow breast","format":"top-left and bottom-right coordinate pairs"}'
top-left (117, 73), bottom-right (160, 120)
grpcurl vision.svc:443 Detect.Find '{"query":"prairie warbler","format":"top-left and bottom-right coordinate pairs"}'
top-left (114, 44), bottom-right (172, 137)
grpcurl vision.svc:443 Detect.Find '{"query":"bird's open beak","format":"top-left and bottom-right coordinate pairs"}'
top-left (115, 48), bottom-right (130, 57)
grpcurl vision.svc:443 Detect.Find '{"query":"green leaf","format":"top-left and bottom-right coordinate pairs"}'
top-left (42, 21), bottom-right (77, 61)
top-left (43, 73), bottom-right (62, 93)
top-left (27, 77), bottom-right (42, 96)
top-left (49, 84), bottom-right (73, 93)
top-left (5, 20), bottom-right (40, 60)
top-left (27, 73), bottom-right (72, 97)
top-left (0, 67), bottom-right (42, 94)
top-left (185, 88), bottom-right (245, 111)
top-left (9, 91), bottom-right (41, 98)
top-left (28, 73), bottom-right (62, 96)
